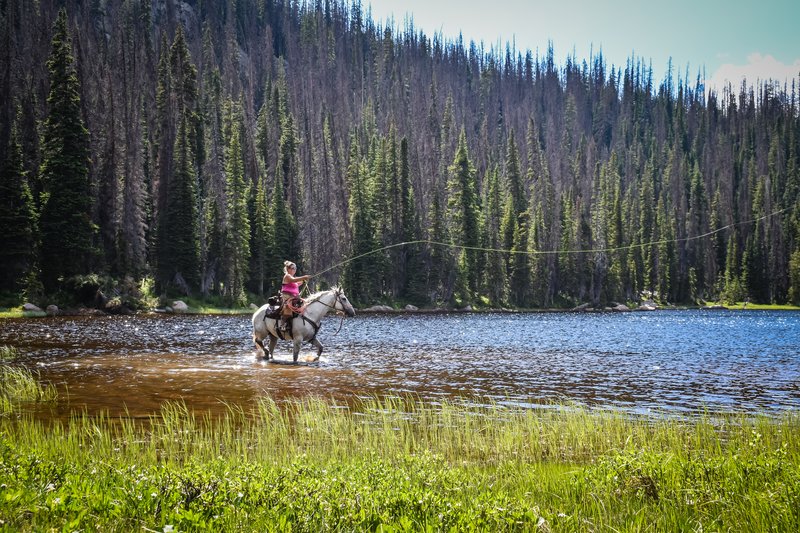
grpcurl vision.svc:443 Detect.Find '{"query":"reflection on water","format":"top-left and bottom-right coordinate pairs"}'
top-left (1, 310), bottom-right (798, 417)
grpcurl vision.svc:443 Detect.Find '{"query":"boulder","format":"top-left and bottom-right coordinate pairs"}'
top-left (22, 303), bottom-right (42, 312)
top-left (172, 300), bottom-right (189, 313)
top-left (249, 303), bottom-right (259, 310)
top-left (46, 305), bottom-right (59, 316)
top-left (637, 304), bottom-right (657, 311)
top-left (404, 304), bottom-right (419, 311)
top-left (611, 303), bottom-right (630, 312)
top-left (571, 303), bottom-right (591, 312)
top-left (363, 305), bottom-right (393, 312)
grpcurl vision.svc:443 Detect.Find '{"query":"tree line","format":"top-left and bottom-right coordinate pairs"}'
top-left (1, 0), bottom-right (799, 309)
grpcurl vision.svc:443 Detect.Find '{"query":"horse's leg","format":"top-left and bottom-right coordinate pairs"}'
top-left (267, 334), bottom-right (277, 360)
top-left (292, 335), bottom-right (302, 362)
top-left (254, 335), bottom-right (266, 359)
top-left (310, 338), bottom-right (323, 361)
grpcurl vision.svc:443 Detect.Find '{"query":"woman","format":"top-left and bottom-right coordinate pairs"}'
top-left (279, 261), bottom-right (311, 332)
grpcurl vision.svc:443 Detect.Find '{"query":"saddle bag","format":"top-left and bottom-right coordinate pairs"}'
top-left (265, 294), bottom-right (282, 319)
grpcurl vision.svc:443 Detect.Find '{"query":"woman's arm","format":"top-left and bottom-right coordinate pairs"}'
top-left (283, 274), bottom-right (311, 284)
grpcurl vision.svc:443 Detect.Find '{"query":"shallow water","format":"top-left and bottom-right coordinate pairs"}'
top-left (1, 310), bottom-right (798, 417)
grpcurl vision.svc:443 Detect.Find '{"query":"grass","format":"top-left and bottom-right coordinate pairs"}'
top-left (1, 347), bottom-right (58, 415)
top-left (714, 302), bottom-right (800, 310)
top-left (1, 396), bottom-right (798, 531)
top-left (0, 308), bottom-right (47, 319)
top-left (0, 345), bottom-right (19, 362)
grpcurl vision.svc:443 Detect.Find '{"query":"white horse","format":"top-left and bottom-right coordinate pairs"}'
top-left (251, 287), bottom-right (356, 362)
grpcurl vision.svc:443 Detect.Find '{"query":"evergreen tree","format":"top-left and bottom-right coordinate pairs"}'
top-left (249, 172), bottom-right (273, 298)
top-left (447, 130), bottom-right (481, 303)
top-left (271, 165), bottom-right (300, 283)
top-left (39, 9), bottom-right (96, 292)
top-left (482, 166), bottom-right (508, 306)
top-left (0, 111), bottom-right (37, 294)
top-left (427, 188), bottom-right (454, 305)
top-left (343, 135), bottom-right (379, 306)
top-left (155, 25), bottom-right (201, 294)
top-left (655, 198), bottom-right (675, 303)
top-left (558, 192), bottom-right (578, 304)
top-left (398, 137), bottom-right (427, 304)
top-left (723, 233), bottom-right (745, 304)
top-left (509, 211), bottom-right (532, 307)
top-left (222, 100), bottom-right (251, 305)
top-left (789, 249), bottom-right (800, 306)
top-left (500, 129), bottom-right (525, 257)
top-left (158, 116), bottom-right (200, 293)
top-left (743, 180), bottom-right (769, 303)
top-left (686, 162), bottom-right (709, 295)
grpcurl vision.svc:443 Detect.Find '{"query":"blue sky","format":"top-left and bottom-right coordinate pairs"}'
top-left (364, 0), bottom-right (800, 94)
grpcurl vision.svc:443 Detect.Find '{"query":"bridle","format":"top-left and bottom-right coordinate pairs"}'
top-left (299, 288), bottom-right (349, 337)
top-left (305, 287), bottom-right (347, 313)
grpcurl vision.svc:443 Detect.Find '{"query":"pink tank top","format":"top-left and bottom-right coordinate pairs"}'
top-left (281, 282), bottom-right (299, 296)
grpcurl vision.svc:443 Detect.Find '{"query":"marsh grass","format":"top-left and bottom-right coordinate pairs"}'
top-left (0, 344), bottom-right (18, 361)
top-left (1, 397), bottom-right (799, 531)
top-left (1, 351), bottom-right (58, 415)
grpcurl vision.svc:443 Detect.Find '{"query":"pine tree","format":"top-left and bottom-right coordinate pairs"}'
top-left (249, 172), bottom-right (273, 298)
top-left (222, 100), bottom-right (251, 305)
top-left (0, 111), bottom-right (37, 294)
top-left (723, 233), bottom-right (745, 304)
top-left (271, 165), bottom-right (300, 283)
top-left (743, 180), bottom-right (769, 303)
top-left (500, 129), bottom-right (525, 256)
top-left (447, 130), bottom-right (481, 304)
top-left (155, 25), bottom-right (201, 294)
top-left (482, 166), bottom-right (508, 306)
top-left (398, 137), bottom-right (426, 305)
top-left (509, 211), bottom-right (532, 307)
top-left (343, 135), bottom-right (379, 306)
top-left (39, 9), bottom-right (96, 292)
top-left (159, 116), bottom-right (200, 293)
top-left (789, 249), bottom-right (800, 306)
top-left (558, 192), bottom-right (578, 304)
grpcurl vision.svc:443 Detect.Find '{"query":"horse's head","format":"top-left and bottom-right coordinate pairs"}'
top-left (332, 287), bottom-right (356, 317)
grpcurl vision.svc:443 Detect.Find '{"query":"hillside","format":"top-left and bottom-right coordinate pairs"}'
top-left (1, 0), bottom-right (799, 308)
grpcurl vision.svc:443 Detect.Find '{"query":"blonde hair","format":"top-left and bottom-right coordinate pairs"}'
top-left (283, 260), bottom-right (296, 273)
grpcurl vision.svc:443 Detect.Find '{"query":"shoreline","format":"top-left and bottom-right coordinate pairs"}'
top-left (2, 302), bottom-right (799, 319)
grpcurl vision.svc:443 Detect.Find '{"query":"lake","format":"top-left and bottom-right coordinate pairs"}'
top-left (1, 310), bottom-right (798, 417)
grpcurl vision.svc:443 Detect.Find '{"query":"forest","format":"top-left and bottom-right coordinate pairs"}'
top-left (1, 0), bottom-right (799, 309)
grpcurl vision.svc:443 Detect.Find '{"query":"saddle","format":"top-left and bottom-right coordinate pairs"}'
top-left (265, 294), bottom-right (304, 339)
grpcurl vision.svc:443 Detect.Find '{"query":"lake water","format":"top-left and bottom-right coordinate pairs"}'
top-left (1, 310), bottom-right (798, 417)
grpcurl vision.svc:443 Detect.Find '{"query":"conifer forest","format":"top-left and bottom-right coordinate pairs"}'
top-left (1, 0), bottom-right (799, 309)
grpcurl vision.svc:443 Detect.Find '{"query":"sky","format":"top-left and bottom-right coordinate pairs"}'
top-left (364, 0), bottom-right (800, 95)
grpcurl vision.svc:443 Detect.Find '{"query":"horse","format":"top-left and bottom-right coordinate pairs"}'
top-left (251, 287), bottom-right (356, 362)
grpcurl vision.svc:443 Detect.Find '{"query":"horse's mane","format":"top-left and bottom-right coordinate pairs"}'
top-left (304, 286), bottom-right (341, 304)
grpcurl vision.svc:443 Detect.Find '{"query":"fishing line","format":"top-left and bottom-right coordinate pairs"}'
top-left (311, 207), bottom-right (790, 278)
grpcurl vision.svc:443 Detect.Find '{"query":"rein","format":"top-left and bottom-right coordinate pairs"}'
top-left (297, 289), bottom-right (348, 340)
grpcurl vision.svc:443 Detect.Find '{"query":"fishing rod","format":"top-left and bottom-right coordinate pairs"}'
top-left (310, 207), bottom-right (790, 279)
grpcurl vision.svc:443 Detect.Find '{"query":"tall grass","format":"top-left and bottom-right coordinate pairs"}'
top-left (1, 344), bottom-right (19, 361)
top-left (1, 397), bottom-right (798, 531)
top-left (1, 349), bottom-right (58, 415)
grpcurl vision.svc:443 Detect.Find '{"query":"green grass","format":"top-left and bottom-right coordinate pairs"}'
top-left (0, 308), bottom-right (47, 319)
top-left (716, 302), bottom-right (800, 310)
top-left (0, 345), bottom-right (19, 362)
top-left (1, 397), bottom-right (798, 531)
top-left (1, 352), bottom-right (58, 415)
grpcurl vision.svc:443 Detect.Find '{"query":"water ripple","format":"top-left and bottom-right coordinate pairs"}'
top-left (1, 310), bottom-right (798, 417)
